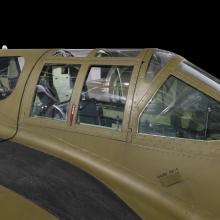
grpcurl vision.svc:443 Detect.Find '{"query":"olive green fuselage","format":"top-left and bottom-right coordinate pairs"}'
top-left (0, 48), bottom-right (220, 220)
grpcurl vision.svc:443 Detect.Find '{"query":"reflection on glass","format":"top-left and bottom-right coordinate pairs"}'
top-left (139, 76), bottom-right (220, 140)
top-left (0, 56), bottom-right (25, 100)
top-left (180, 61), bottom-right (220, 92)
top-left (31, 64), bottom-right (80, 121)
top-left (96, 49), bottom-right (142, 57)
top-left (53, 49), bottom-right (93, 57)
top-left (145, 49), bottom-right (174, 80)
top-left (77, 65), bottom-right (133, 130)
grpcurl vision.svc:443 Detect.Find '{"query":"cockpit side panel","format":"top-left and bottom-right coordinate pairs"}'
top-left (0, 49), bottom-right (52, 140)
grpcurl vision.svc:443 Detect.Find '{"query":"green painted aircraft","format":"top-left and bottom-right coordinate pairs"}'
top-left (0, 47), bottom-right (219, 220)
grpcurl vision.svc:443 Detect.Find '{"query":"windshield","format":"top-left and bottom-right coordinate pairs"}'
top-left (179, 60), bottom-right (220, 92)
top-left (145, 49), bottom-right (174, 80)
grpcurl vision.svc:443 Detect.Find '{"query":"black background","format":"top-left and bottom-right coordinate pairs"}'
top-left (1, 4), bottom-right (219, 79)
top-left (1, 40), bottom-right (218, 79)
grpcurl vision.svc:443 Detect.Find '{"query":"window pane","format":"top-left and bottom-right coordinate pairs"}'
top-left (138, 76), bottom-right (220, 140)
top-left (180, 61), bottom-right (220, 92)
top-left (0, 56), bottom-right (25, 100)
top-left (77, 65), bottom-right (133, 130)
top-left (53, 49), bottom-right (92, 57)
top-left (207, 99), bottom-right (220, 140)
top-left (31, 64), bottom-right (80, 121)
top-left (145, 49), bottom-right (174, 81)
top-left (96, 49), bottom-right (142, 57)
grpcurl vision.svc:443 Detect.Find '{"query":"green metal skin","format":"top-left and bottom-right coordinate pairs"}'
top-left (0, 48), bottom-right (220, 220)
top-left (0, 186), bottom-right (57, 220)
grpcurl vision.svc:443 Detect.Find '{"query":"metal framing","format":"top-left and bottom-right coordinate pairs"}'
top-left (0, 48), bottom-right (220, 220)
